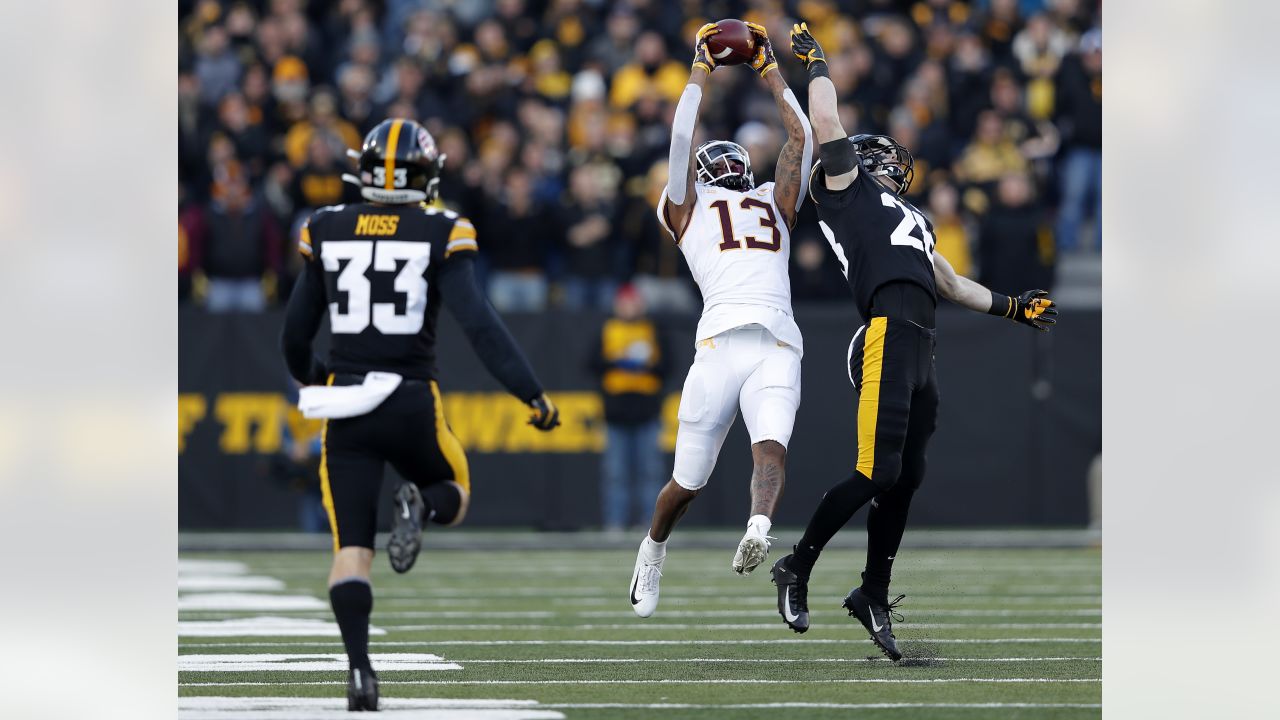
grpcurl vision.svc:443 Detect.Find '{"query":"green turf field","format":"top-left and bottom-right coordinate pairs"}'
top-left (178, 540), bottom-right (1100, 719)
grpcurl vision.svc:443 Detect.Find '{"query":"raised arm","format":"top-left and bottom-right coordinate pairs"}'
top-left (663, 24), bottom-right (721, 235)
top-left (747, 22), bottom-right (812, 228)
top-left (934, 251), bottom-right (1058, 331)
top-left (790, 22), bottom-right (858, 192)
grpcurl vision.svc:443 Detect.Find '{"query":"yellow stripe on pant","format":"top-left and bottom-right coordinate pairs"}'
top-left (856, 317), bottom-right (888, 479)
top-left (430, 380), bottom-right (471, 494)
top-left (318, 374), bottom-right (340, 554)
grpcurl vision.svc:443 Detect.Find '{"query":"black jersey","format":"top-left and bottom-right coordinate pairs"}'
top-left (298, 202), bottom-right (479, 380)
top-left (809, 165), bottom-right (938, 322)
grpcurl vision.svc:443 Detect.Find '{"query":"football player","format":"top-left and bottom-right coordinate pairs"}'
top-left (769, 24), bottom-right (1058, 660)
top-left (629, 22), bottom-right (814, 617)
top-left (280, 118), bottom-right (560, 710)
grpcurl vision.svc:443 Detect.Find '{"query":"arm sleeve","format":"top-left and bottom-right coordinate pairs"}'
top-left (279, 260), bottom-right (329, 385)
top-left (666, 83), bottom-right (703, 205)
top-left (437, 253), bottom-right (544, 403)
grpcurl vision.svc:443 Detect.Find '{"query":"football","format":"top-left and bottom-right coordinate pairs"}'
top-left (705, 19), bottom-right (756, 66)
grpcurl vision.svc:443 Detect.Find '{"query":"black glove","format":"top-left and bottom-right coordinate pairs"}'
top-left (790, 22), bottom-right (826, 70)
top-left (993, 289), bottom-right (1058, 331)
top-left (528, 393), bottom-right (561, 431)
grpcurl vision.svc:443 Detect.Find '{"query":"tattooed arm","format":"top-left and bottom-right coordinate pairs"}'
top-left (760, 45), bottom-right (813, 228)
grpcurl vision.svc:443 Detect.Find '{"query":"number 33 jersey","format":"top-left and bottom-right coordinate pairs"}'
top-left (657, 182), bottom-right (803, 354)
top-left (809, 167), bottom-right (938, 322)
top-left (298, 202), bottom-right (478, 379)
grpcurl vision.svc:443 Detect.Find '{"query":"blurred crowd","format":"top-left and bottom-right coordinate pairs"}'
top-left (179, 0), bottom-right (1101, 313)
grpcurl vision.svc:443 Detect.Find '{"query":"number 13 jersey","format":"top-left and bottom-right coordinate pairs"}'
top-left (809, 166), bottom-right (938, 323)
top-left (657, 181), bottom-right (803, 354)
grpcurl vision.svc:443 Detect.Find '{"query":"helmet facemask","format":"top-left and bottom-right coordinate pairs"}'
top-left (850, 134), bottom-right (914, 195)
top-left (695, 141), bottom-right (755, 191)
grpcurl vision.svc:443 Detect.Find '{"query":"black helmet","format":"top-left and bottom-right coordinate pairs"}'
top-left (345, 118), bottom-right (444, 204)
top-left (695, 140), bottom-right (755, 191)
top-left (850, 134), bottom-right (914, 195)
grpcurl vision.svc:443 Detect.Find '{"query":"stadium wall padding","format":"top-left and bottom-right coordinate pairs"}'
top-left (178, 305), bottom-right (1101, 530)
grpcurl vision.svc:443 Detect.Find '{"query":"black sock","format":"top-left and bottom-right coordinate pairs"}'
top-left (861, 483), bottom-right (916, 604)
top-left (790, 472), bottom-right (882, 578)
top-left (421, 482), bottom-right (462, 525)
top-left (330, 578), bottom-right (373, 671)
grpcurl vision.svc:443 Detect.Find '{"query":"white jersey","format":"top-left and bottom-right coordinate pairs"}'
top-left (657, 181), bottom-right (803, 355)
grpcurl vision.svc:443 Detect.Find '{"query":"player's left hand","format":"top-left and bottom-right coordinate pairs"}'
top-left (1011, 289), bottom-right (1057, 331)
top-left (746, 22), bottom-right (777, 77)
top-left (528, 393), bottom-right (561, 431)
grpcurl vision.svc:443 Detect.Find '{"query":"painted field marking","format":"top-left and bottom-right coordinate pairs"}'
top-left (181, 637), bottom-right (1103, 648)
top-left (182, 677), bottom-right (1102, 687)
top-left (572, 608), bottom-right (1101, 618)
top-left (178, 653), bottom-right (460, 672)
top-left (330, 586), bottom-right (1101, 599)
top-left (179, 594), bottom-right (328, 612)
top-left (177, 696), bottom-right (563, 719)
top-left (178, 617), bottom-right (389, 638)
top-left (374, 622), bottom-right (1101, 631)
top-left (447, 656), bottom-right (1102, 664)
top-left (179, 560), bottom-right (250, 575)
top-left (178, 576), bottom-right (287, 593)
top-left (543, 703), bottom-right (1101, 710)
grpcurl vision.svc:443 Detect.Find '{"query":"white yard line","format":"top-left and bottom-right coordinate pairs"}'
top-left (179, 560), bottom-right (250, 575)
top-left (178, 653), bottom-right (460, 672)
top-left (181, 637), bottom-right (1103, 647)
top-left (542, 702), bottom-right (1101, 710)
top-left (177, 697), bottom-right (564, 719)
top-left (182, 677), bottom-right (1102, 687)
top-left (178, 576), bottom-right (287, 592)
top-left (445, 657), bottom-right (1101, 664)
top-left (373, 617), bottom-right (1100, 627)
top-left (178, 594), bottom-right (328, 611)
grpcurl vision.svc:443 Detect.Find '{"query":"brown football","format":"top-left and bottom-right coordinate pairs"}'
top-left (704, 19), bottom-right (756, 66)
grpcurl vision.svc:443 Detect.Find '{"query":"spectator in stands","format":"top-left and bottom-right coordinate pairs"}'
top-left (1054, 28), bottom-right (1102, 252)
top-left (609, 31), bottom-right (685, 109)
top-left (927, 182), bottom-right (974, 279)
top-left (588, 284), bottom-right (668, 533)
top-left (484, 169), bottom-right (554, 311)
top-left (202, 155), bottom-right (283, 312)
top-left (560, 162), bottom-right (621, 310)
top-left (290, 131), bottom-right (348, 215)
top-left (978, 171), bottom-right (1054, 295)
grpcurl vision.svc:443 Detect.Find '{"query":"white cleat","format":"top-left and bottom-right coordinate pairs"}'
top-left (629, 544), bottom-right (665, 618)
top-left (732, 522), bottom-right (773, 575)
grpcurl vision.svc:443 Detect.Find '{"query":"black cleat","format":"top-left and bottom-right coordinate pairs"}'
top-left (347, 666), bottom-right (379, 711)
top-left (771, 554), bottom-right (810, 633)
top-left (387, 482), bottom-right (425, 574)
top-left (843, 587), bottom-right (906, 661)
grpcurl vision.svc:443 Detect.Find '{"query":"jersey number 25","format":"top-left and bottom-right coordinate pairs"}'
top-left (321, 240), bottom-right (432, 334)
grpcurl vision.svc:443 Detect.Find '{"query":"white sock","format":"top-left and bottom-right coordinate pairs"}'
top-left (748, 514), bottom-right (772, 537)
top-left (641, 534), bottom-right (667, 561)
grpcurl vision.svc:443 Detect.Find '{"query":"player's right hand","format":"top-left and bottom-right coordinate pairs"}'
top-left (1010, 289), bottom-right (1058, 332)
top-left (528, 393), bottom-right (561, 431)
top-left (692, 22), bottom-right (721, 73)
top-left (790, 22), bottom-right (826, 68)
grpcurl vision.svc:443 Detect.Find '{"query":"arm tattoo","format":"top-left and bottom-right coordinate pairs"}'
top-left (750, 459), bottom-right (785, 517)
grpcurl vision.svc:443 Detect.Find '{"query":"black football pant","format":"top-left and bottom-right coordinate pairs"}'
top-left (794, 317), bottom-right (938, 585)
top-left (320, 374), bottom-right (470, 552)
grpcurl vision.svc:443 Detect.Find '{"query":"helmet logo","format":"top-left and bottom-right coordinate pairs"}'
top-left (417, 128), bottom-right (438, 160)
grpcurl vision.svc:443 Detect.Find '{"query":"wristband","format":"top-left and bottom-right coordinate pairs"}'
top-left (807, 59), bottom-right (829, 81)
top-left (819, 137), bottom-right (857, 176)
top-left (987, 291), bottom-right (1015, 319)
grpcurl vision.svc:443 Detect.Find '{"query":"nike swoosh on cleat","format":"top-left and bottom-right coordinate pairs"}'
top-left (401, 502), bottom-right (411, 520)
top-left (630, 575), bottom-right (641, 606)
top-left (782, 593), bottom-right (799, 623)
top-left (868, 603), bottom-right (883, 632)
